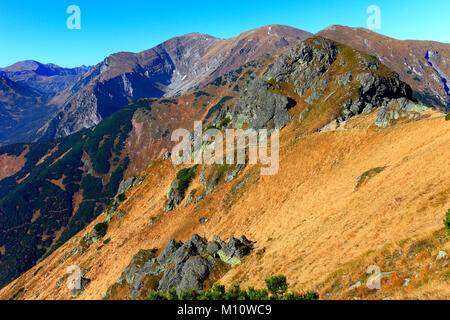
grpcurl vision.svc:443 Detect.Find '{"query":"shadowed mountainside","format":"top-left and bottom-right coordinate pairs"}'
top-left (0, 60), bottom-right (91, 94)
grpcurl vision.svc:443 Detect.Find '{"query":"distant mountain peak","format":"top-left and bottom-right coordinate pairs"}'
top-left (36, 25), bottom-right (313, 141)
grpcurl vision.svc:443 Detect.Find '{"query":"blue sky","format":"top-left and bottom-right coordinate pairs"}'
top-left (0, 0), bottom-right (448, 68)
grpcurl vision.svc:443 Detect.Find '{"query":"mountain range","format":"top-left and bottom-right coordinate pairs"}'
top-left (0, 25), bottom-right (448, 299)
top-left (1, 24), bottom-right (449, 148)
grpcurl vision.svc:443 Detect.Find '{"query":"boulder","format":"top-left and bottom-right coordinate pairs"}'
top-left (105, 234), bottom-right (253, 299)
top-left (163, 179), bottom-right (184, 213)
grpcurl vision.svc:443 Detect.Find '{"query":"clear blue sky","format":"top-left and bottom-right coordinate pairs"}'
top-left (0, 0), bottom-right (448, 68)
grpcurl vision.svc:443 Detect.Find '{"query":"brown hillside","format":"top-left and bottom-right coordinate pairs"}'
top-left (2, 108), bottom-right (448, 300)
top-left (1, 36), bottom-right (448, 301)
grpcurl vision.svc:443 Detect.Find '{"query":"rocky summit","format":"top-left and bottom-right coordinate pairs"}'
top-left (318, 25), bottom-right (450, 111)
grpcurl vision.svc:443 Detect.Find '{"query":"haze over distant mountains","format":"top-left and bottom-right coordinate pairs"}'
top-left (0, 61), bottom-right (91, 94)
top-left (0, 62), bottom-right (91, 146)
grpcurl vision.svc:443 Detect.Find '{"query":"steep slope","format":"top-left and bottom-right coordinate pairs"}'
top-left (3, 110), bottom-right (447, 300)
top-left (37, 25), bottom-right (311, 141)
top-left (0, 75), bottom-right (57, 146)
top-left (317, 25), bottom-right (450, 110)
top-left (0, 57), bottom-right (269, 289)
top-left (0, 60), bottom-right (91, 94)
top-left (2, 37), bottom-right (447, 300)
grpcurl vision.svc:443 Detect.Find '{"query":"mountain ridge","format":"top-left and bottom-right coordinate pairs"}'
top-left (36, 25), bottom-right (312, 141)
top-left (317, 25), bottom-right (450, 110)
top-left (1, 36), bottom-right (446, 298)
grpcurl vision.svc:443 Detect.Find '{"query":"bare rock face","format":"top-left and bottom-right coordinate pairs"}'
top-left (375, 97), bottom-right (428, 128)
top-left (209, 36), bottom-right (427, 138)
top-left (338, 71), bottom-right (413, 121)
top-left (232, 78), bottom-right (294, 130)
top-left (104, 234), bottom-right (253, 299)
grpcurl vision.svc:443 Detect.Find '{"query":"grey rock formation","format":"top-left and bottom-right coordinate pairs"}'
top-left (338, 72), bottom-right (353, 86)
top-left (162, 151), bottom-right (171, 161)
top-left (200, 165), bottom-right (221, 195)
top-left (231, 78), bottom-right (294, 130)
top-left (71, 277), bottom-right (91, 297)
top-left (267, 37), bottom-right (338, 98)
top-left (163, 179), bottom-right (184, 213)
top-left (105, 234), bottom-right (252, 298)
top-left (224, 164), bottom-right (246, 182)
top-left (116, 176), bottom-right (143, 196)
top-left (105, 176), bottom-right (143, 222)
top-left (375, 98), bottom-right (428, 128)
top-left (339, 71), bottom-right (414, 122)
top-left (185, 189), bottom-right (197, 207)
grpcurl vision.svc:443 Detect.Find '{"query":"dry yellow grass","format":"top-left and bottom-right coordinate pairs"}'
top-left (1, 111), bottom-right (448, 300)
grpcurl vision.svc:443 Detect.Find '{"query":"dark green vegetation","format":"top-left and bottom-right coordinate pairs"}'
top-left (444, 209), bottom-right (450, 231)
top-left (145, 275), bottom-right (318, 300)
top-left (176, 165), bottom-right (198, 197)
top-left (446, 114), bottom-right (450, 120)
top-left (8, 287), bottom-right (24, 300)
top-left (204, 96), bottom-right (234, 120)
top-left (33, 266), bottom-right (43, 277)
top-left (193, 91), bottom-right (210, 98)
top-left (94, 222), bottom-right (108, 238)
top-left (116, 193), bottom-right (127, 202)
top-left (265, 275), bottom-right (288, 296)
top-left (0, 99), bottom-right (153, 288)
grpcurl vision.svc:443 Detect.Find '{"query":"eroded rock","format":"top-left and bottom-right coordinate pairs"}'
top-left (104, 234), bottom-right (252, 299)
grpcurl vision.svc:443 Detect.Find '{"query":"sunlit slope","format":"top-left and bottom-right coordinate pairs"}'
top-left (1, 109), bottom-right (447, 300)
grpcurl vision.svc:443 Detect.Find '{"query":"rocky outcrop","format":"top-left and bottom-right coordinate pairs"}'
top-left (267, 37), bottom-right (338, 99)
top-left (317, 25), bottom-right (450, 111)
top-left (163, 179), bottom-right (184, 213)
top-left (231, 78), bottom-right (295, 130)
top-left (116, 176), bottom-right (144, 196)
top-left (105, 176), bottom-right (143, 222)
top-left (235, 36), bottom-right (429, 131)
top-left (375, 97), bottom-right (428, 128)
top-left (338, 72), bottom-right (414, 122)
top-left (104, 234), bottom-right (253, 299)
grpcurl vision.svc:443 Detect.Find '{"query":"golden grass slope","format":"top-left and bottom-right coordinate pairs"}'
top-left (1, 108), bottom-right (448, 300)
